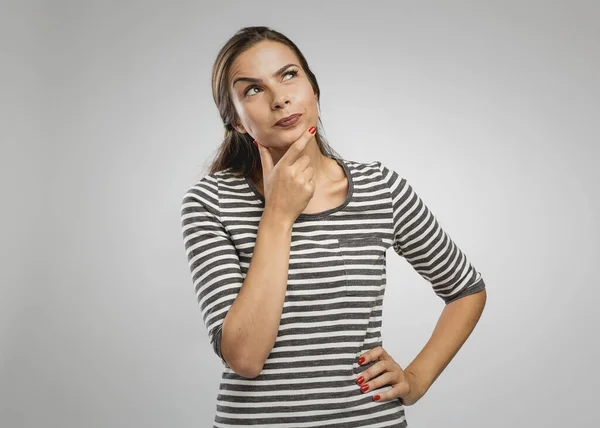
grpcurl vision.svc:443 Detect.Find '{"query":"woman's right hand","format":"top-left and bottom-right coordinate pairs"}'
top-left (255, 126), bottom-right (318, 223)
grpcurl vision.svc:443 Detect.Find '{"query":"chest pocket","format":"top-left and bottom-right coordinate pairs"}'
top-left (336, 236), bottom-right (386, 298)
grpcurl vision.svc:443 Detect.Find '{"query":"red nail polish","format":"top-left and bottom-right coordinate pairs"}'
top-left (309, 126), bottom-right (316, 134)
top-left (373, 394), bottom-right (380, 401)
top-left (361, 384), bottom-right (369, 392)
top-left (358, 357), bottom-right (365, 365)
top-left (356, 376), bottom-right (364, 385)
top-left (253, 140), bottom-right (258, 147)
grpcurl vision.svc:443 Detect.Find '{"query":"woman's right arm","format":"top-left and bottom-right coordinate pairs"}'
top-left (182, 127), bottom-right (317, 378)
top-left (181, 184), bottom-right (295, 379)
top-left (220, 208), bottom-right (294, 378)
top-left (222, 127), bottom-right (318, 376)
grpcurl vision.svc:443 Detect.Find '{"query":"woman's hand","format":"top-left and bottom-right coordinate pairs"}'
top-left (254, 126), bottom-right (317, 224)
top-left (356, 346), bottom-right (427, 406)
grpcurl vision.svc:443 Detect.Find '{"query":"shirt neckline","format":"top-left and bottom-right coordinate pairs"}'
top-left (244, 156), bottom-right (354, 220)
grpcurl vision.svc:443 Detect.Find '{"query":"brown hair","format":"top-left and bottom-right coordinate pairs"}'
top-left (205, 26), bottom-right (342, 182)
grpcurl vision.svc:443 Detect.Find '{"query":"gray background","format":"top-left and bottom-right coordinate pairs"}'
top-left (2, 0), bottom-right (598, 427)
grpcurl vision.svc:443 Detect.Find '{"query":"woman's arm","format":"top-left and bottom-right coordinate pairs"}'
top-left (405, 289), bottom-right (487, 396)
top-left (376, 161), bottom-right (488, 396)
top-left (221, 208), bottom-right (294, 378)
top-left (181, 177), bottom-right (294, 378)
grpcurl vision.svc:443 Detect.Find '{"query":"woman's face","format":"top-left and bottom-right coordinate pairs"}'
top-left (229, 40), bottom-right (318, 148)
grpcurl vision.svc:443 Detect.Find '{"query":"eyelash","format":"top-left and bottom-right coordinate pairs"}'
top-left (244, 69), bottom-right (299, 97)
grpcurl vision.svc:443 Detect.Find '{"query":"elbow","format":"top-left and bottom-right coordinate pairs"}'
top-left (221, 328), bottom-right (264, 379)
top-left (224, 353), bottom-right (264, 379)
top-left (231, 360), bottom-right (263, 379)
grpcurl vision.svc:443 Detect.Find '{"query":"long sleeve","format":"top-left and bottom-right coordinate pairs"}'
top-left (180, 174), bottom-right (243, 366)
top-left (377, 161), bottom-right (486, 304)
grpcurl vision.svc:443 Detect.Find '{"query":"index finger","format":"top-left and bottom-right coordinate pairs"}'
top-left (280, 126), bottom-right (317, 166)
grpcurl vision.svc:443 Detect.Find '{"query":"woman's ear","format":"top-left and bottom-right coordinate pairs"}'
top-left (232, 119), bottom-right (247, 134)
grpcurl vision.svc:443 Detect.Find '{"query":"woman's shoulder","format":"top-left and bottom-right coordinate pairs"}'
top-left (342, 158), bottom-right (394, 179)
top-left (339, 157), bottom-right (383, 171)
top-left (181, 167), bottom-right (247, 207)
top-left (348, 159), bottom-right (410, 192)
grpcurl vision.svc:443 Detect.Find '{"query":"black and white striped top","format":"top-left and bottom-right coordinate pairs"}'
top-left (180, 157), bottom-right (486, 427)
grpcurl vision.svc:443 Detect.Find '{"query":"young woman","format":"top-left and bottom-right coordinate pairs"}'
top-left (181, 26), bottom-right (487, 428)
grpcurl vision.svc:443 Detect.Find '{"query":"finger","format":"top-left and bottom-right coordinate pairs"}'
top-left (358, 346), bottom-right (386, 365)
top-left (301, 165), bottom-right (315, 182)
top-left (359, 369), bottom-right (395, 393)
top-left (356, 359), bottom-right (389, 386)
top-left (294, 154), bottom-right (311, 172)
top-left (255, 140), bottom-right (274, 180)
top-left (373, 382), bottom-right (411, 403)
top-left (281, 126), bottom-right (317, 166)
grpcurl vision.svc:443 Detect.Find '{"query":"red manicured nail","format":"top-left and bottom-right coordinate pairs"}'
top-left (361, 384), bottom-right (369, 392)
top-left (309, 126), bottom-right (316, 134)
top-left (253, 140), bottom-right (258, 147)
top-left (356, 376), bottom-right (364, 385)
top-left (358, 357), bottom-right (365, 365)
top-left (373, 394), bottom-right (380, 401)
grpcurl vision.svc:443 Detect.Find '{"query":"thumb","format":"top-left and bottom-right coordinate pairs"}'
top-left (255, 140), bottom-right (274, 181)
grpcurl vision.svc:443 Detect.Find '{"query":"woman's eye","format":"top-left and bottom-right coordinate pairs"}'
top-left (244, 70), bottom-right (298, 97)
top-left (283, 69), bottom-right (298, 80)
top-left (245, 87), bottom-right (259, 96)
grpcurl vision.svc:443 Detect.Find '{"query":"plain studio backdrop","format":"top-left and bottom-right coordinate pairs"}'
top-left (1, 1), bottom-right (598, 427)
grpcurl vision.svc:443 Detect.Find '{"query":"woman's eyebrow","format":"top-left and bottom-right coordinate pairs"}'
top-left (232, 63), bottom-right (298, 88)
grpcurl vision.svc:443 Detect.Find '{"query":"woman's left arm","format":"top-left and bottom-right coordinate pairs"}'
top-left (373, 162), bottom-right (488, 402)
top-left (356, 289), bottom-right (487, 405)
top-left (405, 288), bottom-right (487, 399)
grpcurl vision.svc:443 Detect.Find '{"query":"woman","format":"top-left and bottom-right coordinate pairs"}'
top-left (181, 26), bottom-right (487, 428)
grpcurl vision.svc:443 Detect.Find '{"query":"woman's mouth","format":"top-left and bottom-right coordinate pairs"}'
top-left (275, 113), bottom-right (302, 128)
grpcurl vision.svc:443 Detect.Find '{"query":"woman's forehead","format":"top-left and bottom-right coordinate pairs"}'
top-left (230, 41), bottom-right (298, 78)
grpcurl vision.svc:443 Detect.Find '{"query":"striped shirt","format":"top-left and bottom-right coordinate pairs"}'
top-left (180, 157), bottom-right (486, 427)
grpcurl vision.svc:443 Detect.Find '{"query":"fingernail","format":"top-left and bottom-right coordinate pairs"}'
top-left (358, 357), bottom-right (365, 365)
top-left (308, 126), bottom-right (316, 134)
top-left (361, 384), bottom-right (369, 392)
top-left (253, 140), bottom-right (258, 147)
top-left (356, 376), bottom-right (364, 385)
top-left (373, 394), bottom-right (380, 401)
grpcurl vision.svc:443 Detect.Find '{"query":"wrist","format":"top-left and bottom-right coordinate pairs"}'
top-left (261, 208), bottom-right (294, 233)
top-left (405, 366), bottom-right (431, 396)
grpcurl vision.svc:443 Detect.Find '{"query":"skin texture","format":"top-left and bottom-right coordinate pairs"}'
top-left (228, 40), bottom-right (347, 214)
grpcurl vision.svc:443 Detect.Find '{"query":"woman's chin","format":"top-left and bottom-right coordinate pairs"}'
top-left (265, 134), bottom-right (301, 148)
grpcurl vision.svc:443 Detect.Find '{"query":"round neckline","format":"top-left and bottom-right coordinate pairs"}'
top-left (244, 156), bottom-right (354, 220)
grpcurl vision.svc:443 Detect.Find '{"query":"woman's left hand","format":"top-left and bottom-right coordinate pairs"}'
top-left (356, 346), bottom-right (427, 406)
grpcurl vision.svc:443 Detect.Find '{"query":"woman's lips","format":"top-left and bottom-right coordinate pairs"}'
top-left (275, 113), bottom-right (302, 127)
